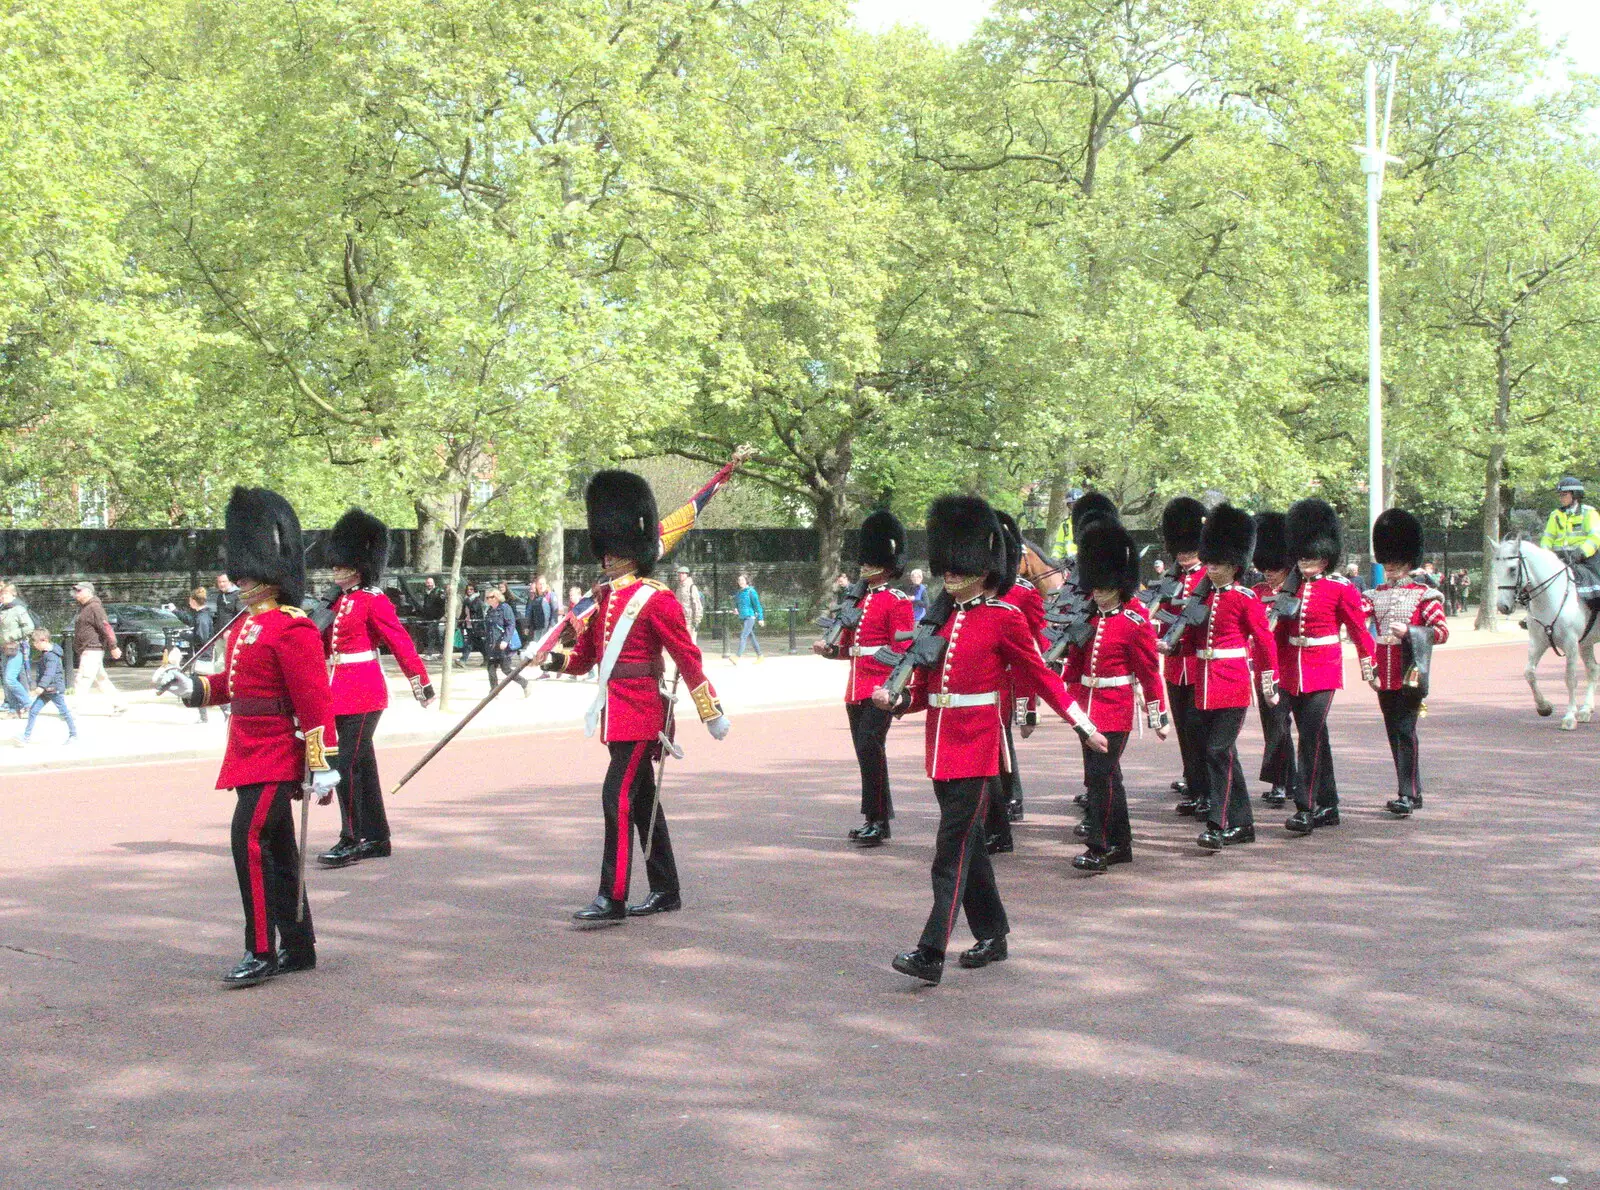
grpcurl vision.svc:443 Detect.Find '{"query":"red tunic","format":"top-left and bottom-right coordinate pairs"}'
top-left (1364, 579), bottom-right (1450, 690)
top-left (1160, 563), bottom-right (1206, 686)
top-left (834, 584), bottom-right (914, 704)
top-left (196, 605), bottom-right (338, 790)
top-left (1062, 601), bottom-right (1167, 734)
top-left (322, 586), bottom-right (431, 715)
top-left (1003, 578), bottom-right (1049, 715)
top-left (902, 598), bottom-right (1092, 780)
top-left (1177, 583), bottom-right (1278, 711)
top-left (1275, 574), bottom-right (1375, 696)
top-left (560, 575), bottom-right (719, 742)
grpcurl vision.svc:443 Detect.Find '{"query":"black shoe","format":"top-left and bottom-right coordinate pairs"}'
top-left (985, 832), bottom-right (1014, 855)
top-left (1197, 828), bottom-right (1224, 851)
top-left (892, 948), bottom-right (944, 985)
top-left (847, 820), bottom-right (870, 840)
top-left (1073, 792), bottom-right (1089, 807)
top-left (1262, 786), bottom-right (1287, 806)
top-left (222, 953), bottom-right (278, 987)
top-left (855, 821), bottom-right (890, 847)
top-left (1385, 796), bottom-right (1415, 818)
top-left (572, 896), bottom-right (628, 926)
top-left (1221, 824), bottom-right (1256, 846)
top-left (353, 838), bottom-right (391, 860)
top-left (1006, 799), bottom-right (1024, 823)
top-left (1072, 822), bottom-right (1089, 840)
top-left (1072, 847), bottom-right (1132, 873)
top-left (1312, 806), bottom-right (1341, 828)
top-left (1411, 793), bottom-right (1424, 808)
top-left (317, 839), bottom-right (361, 868)
top-left (627, 891), bottom-right (682, 916)
top-left (1175, 799), bottom-right (1202, 817)
top-left (1171, 778), bottom-right (1188, 794)
top-left (1285, 809), bottom-right (1314, 834)
top-left (275, 948), bottom-right (316, 974)
top-left (959, 937), bottom-right (1008, 968)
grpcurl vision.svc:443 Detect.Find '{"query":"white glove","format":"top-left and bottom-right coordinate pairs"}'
top-left (152, 666), bottom-right (194, 699)
top-left (706, 714), bottom-right (731, 741)
top-left (307, 768), bottom-right (341, 804)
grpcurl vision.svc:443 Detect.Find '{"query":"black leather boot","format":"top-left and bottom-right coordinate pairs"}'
top-left (222, 952), bottom-right (278, 987)
top-left (855, 821), bottom-right (890, 847)
top-left (1385, 795), bottom-right (1415, 817)
top-left (275, 947), bottom-right (317, 974)
top-left (1072, 822), bottom-right (1089, 840)
top-left (1175, 798), bottom-right (1203, 817)
top-left (959, 937), bottom-right (1008, 968)
top-left (572, 896), bottom-right (628, 925)
top-left (847, 820), bottom-right (870, 840)
top-left (1285, 809), bottom-right (1314, 834)
top-left (317, 839), bottom-right (361, 868)
top-left (1171, 778), bottom-right (1188, 795)
top-left (1006, 799), bottom-right (1024, 823)
top-left (1072, 846), bottom-right (1132, 873)
top-left (1262, 786), bottom-right (1287, 806)
top-left (627, 891), bottom-right (682, 916)
top-left (892, 947), bottom-right (944, 985)
top-left (1221, 824), bottom-right (1256, 845)
top-left (1312, 805), bottom-right (1341, 828)
top-left (353, 838), bottom-right (391, 860)
top-left (1197, 826), bottom-right (1224, 851)
top-left (1072, 792), bottom-right (1090, 807)
top-left (985, 831), bottom-right (1014, 855)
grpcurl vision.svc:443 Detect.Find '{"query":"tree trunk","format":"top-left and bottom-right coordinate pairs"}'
top-left (1043, 471), bottom-right (1070, 556)
top-left (813, 483), bottom-right (848, 609)
top-left (415, 500), bottom-right (445, 572)
top-left (538, 516), bottom-right (564, 606)
top-left (1475, 320), bottom-right (1514, 632)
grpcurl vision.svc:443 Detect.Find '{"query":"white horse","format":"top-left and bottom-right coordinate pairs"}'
top-left (1492, 537), bottom-right (1600, 729)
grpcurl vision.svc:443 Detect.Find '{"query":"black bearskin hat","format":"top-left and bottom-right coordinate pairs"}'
top-left (586, 470), bottom-right (660, 575)
top-left (1198, 502), bottom-right (1255, 572)
top-left (1372, 508), bottom-right (1423, 568)
top-left (1078, 520), bottom-right (1140, 600)
top-left (1161, 496), bottom-right (1206, 556)
top-left (857, 510), bottom-right (907, 577)
top-left (327, 508), bottom-right (389, 588)
top-left (927, 495), bottom-right (1004, 591)
top-left (993, 511), bottom-right (1024, 598)
top-left (1286, 497), bottom-right (1342, 567)
top-left (1252, 511), bottom-right (1289, 574)
top-left (1071, 491), bottom-right (1119, 536)
top-left (225, 486), bottom-right (307, 607)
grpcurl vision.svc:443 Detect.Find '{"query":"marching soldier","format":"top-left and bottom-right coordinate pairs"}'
top-left (1251, 511), bottom-right (1294, 807)
top-left (984, 510), bottom-right (1047, 852)
top-left (538, 470), bottom-right (731, 924)
top-left (316, 509), bottom-right (436, 869)
top-left (1061, 491), bottom-right (1119, 812)
top-left (153, 487), bottom-right (339, 987)
top-left (1540, 477), bottom-right (1600, 599)
top-left (1158, 497), bottom-right (1208, 816)
top-left (815, 510), bottom-right (914, 846)
top-left (1063, 520), bottom-right (1168, 872)
top-left (1367, 508), bottom-right (1449, 818)
top-left (874, 495), bottom-right (1106, 987)
top-left (1278, 499), bottom-right (1376, 836)
top-left (1164, 504), bottom-right (1278, 851)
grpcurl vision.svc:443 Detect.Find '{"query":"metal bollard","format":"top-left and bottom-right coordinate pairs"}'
top-left (787, 606), bottom-right (797, 654)
top-left (719, 610), bottom-right (730, 656)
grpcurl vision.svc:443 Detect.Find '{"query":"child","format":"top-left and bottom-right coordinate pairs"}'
top-left (19, 627), bottom-right (77, 745)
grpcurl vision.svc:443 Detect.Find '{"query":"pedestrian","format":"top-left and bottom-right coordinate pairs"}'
top-left (69, 581), bottom-right (128, 715)
top-left (534, 469), bottom-right (729, 924)
top-left (1277, 498), bottom-right (1377, 836)
top-left (214, 573), bottom-right (241, 623)
top-left (316, 509), bottom-right (436, 870)
top-left (180, 586), bottom-right (216, 723)
top-left (1064, 520), bottom-right (1168, 872)
top-left (420, 576), bottom-right (447, 652)
top-left (1343, 562), bottom-right (1369, 592)
top-left (528, 575), bottom-right (559, 639)
top-left (907, 568), bottom-right (928, 623)
top-left (151, 487), bottom-right (340, 988)
top-left (459, 583), bottom-right (484, 663)
top-left (482, 588), bottom-right (528, 695)
top-left (1, 582), bottom-right (36, 717)
top-left (1161, 504), bottom-right (1279, 851)
top-left (731, 572), bottom-right (765, 662)
top-left (1367, 510), bottom-right (1450, 819)
top-left (1249, 513), bottom-right (1294, 806)
top-left (813, 511), bottom-right (913, 847)
top-left (674, 566), bottom-right (705, 643)
top-left (17, 627), bottom-right (77, 746)
top-left (874, 495), bottom-right (1106, 987)
top-left (1158, 498), bottom-right (1207, 816)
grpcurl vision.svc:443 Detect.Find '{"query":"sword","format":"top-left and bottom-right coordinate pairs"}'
top-left (644, 669), bottom-right (684, 862)
top-left (296, 764), bottom-right (312, 923)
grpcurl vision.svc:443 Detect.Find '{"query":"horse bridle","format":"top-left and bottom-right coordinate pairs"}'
top-left (1498, 539), bottom-right (1573, 644)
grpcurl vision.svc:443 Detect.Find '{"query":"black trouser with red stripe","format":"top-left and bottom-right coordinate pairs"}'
top-left (1195, 707), bottom-right (1252, 832)
top-left (1257, 693), bottom-right (1293, 789)
top-left (846, 701), bottom-right (894, 822)
top-left (599, 738), bottom-right (678, 903)
top-left (232, 781), bottom-right (314, 959)
top-left (1168, 682), bottom-right (1204, 801)
top-left (1285, 690), bottom-right (1338, 812)
top-left (332, 710), bottom-right (388, 846)
top-left (918, 777), bottom-right (1008, 956)
top-left (1081, 731), bottom-right (1131, 855)
top-left (983, 718), bottom-right (1023, 843)
top-left (1378, 689), bottom-right (1425, 802)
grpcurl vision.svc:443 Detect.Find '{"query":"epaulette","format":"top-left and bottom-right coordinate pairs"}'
top-left (640, 578), bottom-right (669, 592)
top-left (1122, 607), bottom-right (1144, 623)
top-left (278, 605), bottom-right (309, 618)
top-left (985, 598), bottom-right (1020, 611)
top-left (1328, 574), bottom-right (1352, 586)
top-left (1015, 577), bottom-right (1037, 591)
top-left (886, 587), bottom-right (912, 600)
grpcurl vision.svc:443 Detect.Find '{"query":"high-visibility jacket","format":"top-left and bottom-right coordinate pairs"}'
top-left (1540, 503), bottom-right (1600, 557)
top-left (1052, 517), bottom-right (1076, 560)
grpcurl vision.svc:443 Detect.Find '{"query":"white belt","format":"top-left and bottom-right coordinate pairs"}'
top-left (848, 645), bottom-right (886, 657)
top-left (1082, 674), bottom-right (1135, 689)
top-left (1197, 647), bottom-right (1247, 660)
top-left (1288, 635), bottom-right (1339, 647)
top-left (332, 650), bottom-right (378, 664)
top-left (930, 691), bottom-right (999, 709)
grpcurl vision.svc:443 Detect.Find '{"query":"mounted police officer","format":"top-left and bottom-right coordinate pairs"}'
top-left (1540, 477), bottom-right (1600, 599)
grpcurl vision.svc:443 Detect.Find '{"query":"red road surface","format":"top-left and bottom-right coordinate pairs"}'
top-left (2, 641), bottom-right (1598, 1188)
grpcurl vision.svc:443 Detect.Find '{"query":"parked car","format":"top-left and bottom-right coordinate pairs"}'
top-left (103, 603), bottom-right (189, 668)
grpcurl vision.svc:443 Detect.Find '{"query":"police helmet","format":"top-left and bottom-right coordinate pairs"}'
top-left (1557, 476), bottom-right (1585, 494)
